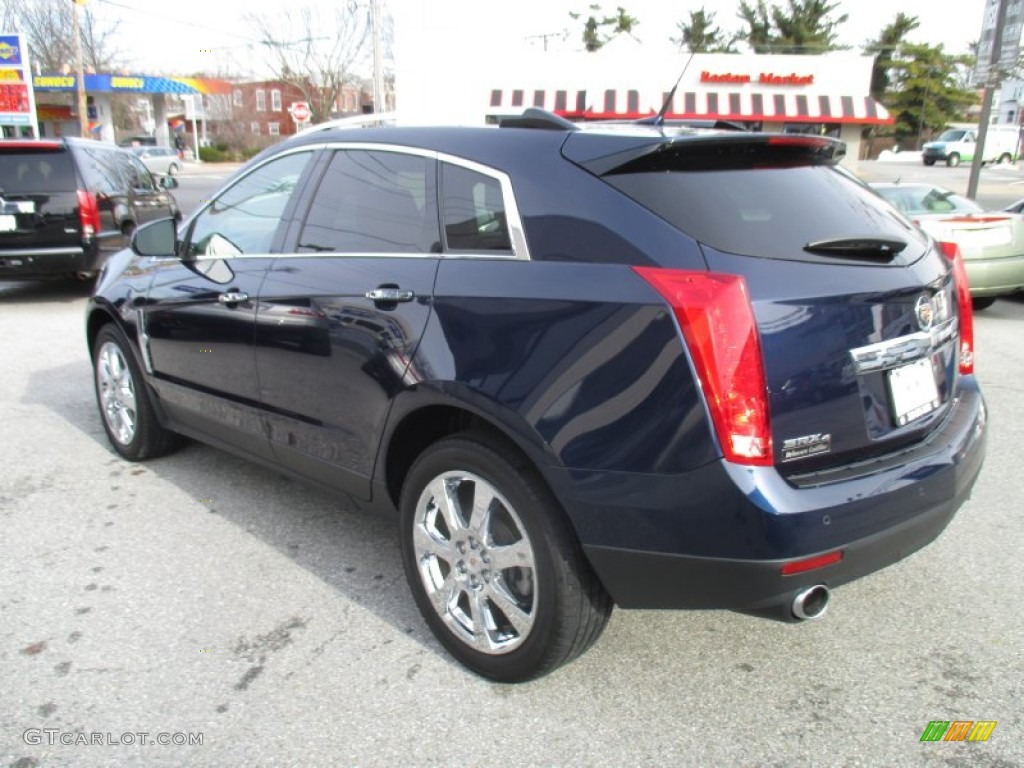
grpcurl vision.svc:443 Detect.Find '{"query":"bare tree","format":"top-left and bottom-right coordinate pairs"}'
top-left (1, 0), bottom-right (121, 72)
top-left (247, 2), bottom-right (372, 124)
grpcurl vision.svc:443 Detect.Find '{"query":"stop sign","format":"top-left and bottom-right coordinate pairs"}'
top-left (290, 102), bottom-right (311, 123)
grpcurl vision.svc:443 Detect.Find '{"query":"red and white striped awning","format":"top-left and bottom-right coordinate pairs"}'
top-left (488, 88), bottom-right (892, 125)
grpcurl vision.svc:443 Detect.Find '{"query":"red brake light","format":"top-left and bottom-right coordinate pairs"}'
top-left (938, 241), bottom-right (974, 375)
top-left (76, 190), bottom-right (101, 238)
top-left (767, 135), bottom-right (832, 148)
top-left (633, 267), bottom-right (772, 465)
top-left (781, 550), bottom-right (843, 575)
top-left (942, 215), bottom-right (1010, 224)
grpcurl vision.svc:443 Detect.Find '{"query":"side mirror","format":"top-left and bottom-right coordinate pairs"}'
top-left (131, 217), bottom-right (178, 257)
top-left (159, 175), bottom-right (179, 190)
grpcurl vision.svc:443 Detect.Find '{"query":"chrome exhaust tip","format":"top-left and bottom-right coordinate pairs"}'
top-left (791, 585), bottom-right (830, 621)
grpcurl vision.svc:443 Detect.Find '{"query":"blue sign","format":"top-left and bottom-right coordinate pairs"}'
top-left (0, 36), bottom-right (23, 67)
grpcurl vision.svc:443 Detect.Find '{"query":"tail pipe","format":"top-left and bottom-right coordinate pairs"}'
top-left (791, 585), bottom-right (830, 621)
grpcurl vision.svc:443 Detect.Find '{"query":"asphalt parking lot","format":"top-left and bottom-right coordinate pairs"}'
top-left (1, 164), bottom-right (1022, 767)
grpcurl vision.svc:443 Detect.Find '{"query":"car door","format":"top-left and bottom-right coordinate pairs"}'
top-left (255, 146), bottom-right (441, 499)
top-left (143, 149), bottom-right (318, 461)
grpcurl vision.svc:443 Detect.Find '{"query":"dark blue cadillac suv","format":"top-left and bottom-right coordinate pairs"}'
top-left (86, 111), bottom-right (987, 681)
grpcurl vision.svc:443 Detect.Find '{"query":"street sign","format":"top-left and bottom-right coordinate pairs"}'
top-left (974, 0), bottom-right (1023, 84)
top-left (289, 101), bottom-right (311, 124)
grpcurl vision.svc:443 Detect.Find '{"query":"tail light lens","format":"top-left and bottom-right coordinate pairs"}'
top-left (634, 267), bottom-right (772, 465)
top-left (938, 241), bottom-right (974, 375)
top-left (76, 189), bottom-right (100, 238)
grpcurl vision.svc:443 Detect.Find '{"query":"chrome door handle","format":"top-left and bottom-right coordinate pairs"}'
top-left (218, 291), bottom-right (248, 304)
top-left (365, 288), bottom-right (414, 303)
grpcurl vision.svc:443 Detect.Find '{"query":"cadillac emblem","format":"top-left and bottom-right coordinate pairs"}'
top-left (915, 295), bottom-right (934, 331)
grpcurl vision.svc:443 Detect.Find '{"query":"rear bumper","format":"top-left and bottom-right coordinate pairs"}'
top-left (0, 245), bottom-right (97, 278)
top-left (963, 253), bottom-right (1024, 296)
top-left (552, 380), bottom-right (986, 612)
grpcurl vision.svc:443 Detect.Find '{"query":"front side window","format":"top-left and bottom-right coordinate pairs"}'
top-left (297, 149), bottom-right (439, 254)
top-left (441, 163), bottom-right (512, 252)
top-left (186, 151), bottom-right (313, 258)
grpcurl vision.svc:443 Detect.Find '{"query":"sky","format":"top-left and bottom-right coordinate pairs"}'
top-left (75, 0), bottom-right (988, 78)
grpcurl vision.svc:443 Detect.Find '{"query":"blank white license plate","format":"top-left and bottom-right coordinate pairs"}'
top-left (888, 357), bottom-right (940, 426)
top-left (0, 215), bottom-right (16, 232)
top-left (957, 226), bottom-right (1012, 248)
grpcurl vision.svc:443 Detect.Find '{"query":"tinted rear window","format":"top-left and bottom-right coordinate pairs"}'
top-left (604, 163), bottom-right (928, 263)
top-left (0, 149), bottom-right (76, 194)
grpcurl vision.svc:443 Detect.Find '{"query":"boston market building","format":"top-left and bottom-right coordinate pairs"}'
top-left (418, 49), bottom-right (891, 167)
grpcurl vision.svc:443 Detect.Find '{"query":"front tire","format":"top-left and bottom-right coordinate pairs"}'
top-left (92, 323), bottom-right (179, 461)
top-left (399, 434), bottom-right (611, 682)
top-left (947, 153), bottom-right (961, 168)
top-left (923, 158), bottom-right (936, 166)
top-left (971, 296), bottom-right (997, 311)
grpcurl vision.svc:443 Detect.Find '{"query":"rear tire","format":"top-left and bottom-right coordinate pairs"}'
top-left (997, 153), bottom-right (1012, 166)
top-left (923, 158), bottom-right (935, 166)
top-left (168, 163), bottom-right (179, 176)
top-left (92, 323), bottom-right (180, 461)
top-left (946, 153), bottom-right (961, 168)
top-left (399, 433), bottom-right (612, 682)
top-left (971, 296), bottom-right (997, 311)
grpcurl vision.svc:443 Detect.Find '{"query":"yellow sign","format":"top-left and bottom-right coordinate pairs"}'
top-left (0, 69), bottom-right (22, 81)
top-left (111, 77), bottom-right (145, 89)
top-left (35, 76), bottom-right (75, 88)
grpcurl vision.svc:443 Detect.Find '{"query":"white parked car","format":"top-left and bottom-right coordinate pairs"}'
top-left (130, 146), bottom-right (181, 176)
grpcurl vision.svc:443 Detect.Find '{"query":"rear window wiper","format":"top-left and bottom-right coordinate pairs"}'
top-left (803, 236), bottom-right (907, 261)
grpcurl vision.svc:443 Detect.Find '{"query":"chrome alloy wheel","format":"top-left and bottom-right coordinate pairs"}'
top-left (95, 341), bottom-right (138, 446)
top-left (412, 471), bottom-right (537, 654)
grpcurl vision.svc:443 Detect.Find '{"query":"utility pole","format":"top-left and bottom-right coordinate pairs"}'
top-left (372, 0), bottom-right (384, 112)
top-left (71, 0), bottom-right (89, 138)
top-left (967, 0), bottom-right (1011, 199)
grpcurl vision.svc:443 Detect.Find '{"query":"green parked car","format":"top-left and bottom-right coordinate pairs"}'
top-left (871, 182), bottom-right (1024, 309)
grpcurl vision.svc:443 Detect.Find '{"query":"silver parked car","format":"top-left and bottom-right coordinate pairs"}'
top-left (130, 146), bottom-right (181, 176)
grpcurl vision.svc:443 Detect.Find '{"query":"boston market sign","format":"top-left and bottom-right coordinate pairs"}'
top-left (700, 71), bottom-right (815, 86)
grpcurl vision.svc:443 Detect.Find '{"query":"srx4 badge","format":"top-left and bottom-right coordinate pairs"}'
top-left (781, 433), bottom-right (832, 462)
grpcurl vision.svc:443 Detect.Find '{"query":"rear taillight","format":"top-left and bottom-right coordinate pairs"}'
top-left (634, 267), bottom-right (772, 465)
top-left (76, 189), bottom-right (100, 238)
top-left (938, 241), bottom-right (974, 375)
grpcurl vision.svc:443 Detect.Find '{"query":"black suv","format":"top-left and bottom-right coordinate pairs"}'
top-left (0, 138), bottom-right (180, 280)
top-left (86, 111), bottom-right (986, 682)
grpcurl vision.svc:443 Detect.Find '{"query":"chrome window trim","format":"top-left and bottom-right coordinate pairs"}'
top-left (187, 141), bottom-right (532, 262)
top-left (435, 150), bottom-right (529, 261)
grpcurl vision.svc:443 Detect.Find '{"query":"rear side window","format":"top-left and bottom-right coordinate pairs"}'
top-left (441, 163), bottom-right (512, 252)
top-left (75, 145), bottom-right (124, 195)
top-left (0, 149), bottom-right (76, 194)
top-left (605, 161), bottom-right (927, 263)
top-left (297, 149), bottom-right (439, 254)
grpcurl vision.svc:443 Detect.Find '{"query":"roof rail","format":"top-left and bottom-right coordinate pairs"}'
top-left (298, 112), bottom-right (399, 134)
top-left (500, 108), bottom-right (580, 131)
